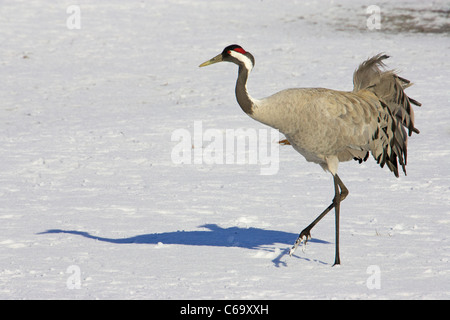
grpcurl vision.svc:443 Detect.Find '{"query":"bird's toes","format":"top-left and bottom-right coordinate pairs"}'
top-left (290, 230), bottom-right (312, 256)
top-left (299, 229), bottom-right (312, 242)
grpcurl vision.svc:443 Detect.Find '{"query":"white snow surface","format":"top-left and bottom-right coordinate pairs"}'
top-left (1, 0), bottom-right (449, 299)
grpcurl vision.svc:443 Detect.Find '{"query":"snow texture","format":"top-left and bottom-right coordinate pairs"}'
top-left (0, 0), bottom-right (449, 299)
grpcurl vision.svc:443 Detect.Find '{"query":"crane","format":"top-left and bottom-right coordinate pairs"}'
top-left (199, 44), bottom-right (421, 266)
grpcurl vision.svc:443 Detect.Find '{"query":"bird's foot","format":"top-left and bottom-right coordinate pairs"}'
top-left (289, 229), bottom-right (311, 256)
top-left (278, 139), bottom-right (291, 145)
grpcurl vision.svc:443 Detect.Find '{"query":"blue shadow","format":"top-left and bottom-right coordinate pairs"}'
top-left (38, 224), bottom-right (330, 266)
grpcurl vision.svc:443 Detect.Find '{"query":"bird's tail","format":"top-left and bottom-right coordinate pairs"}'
top-left (353, 54), bottom-right (421, 177)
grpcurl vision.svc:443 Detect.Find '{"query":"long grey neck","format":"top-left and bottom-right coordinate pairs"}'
top-left (235, 65), bottom-right (255, 115)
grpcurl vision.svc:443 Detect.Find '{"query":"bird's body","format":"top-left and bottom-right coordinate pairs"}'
top-left (251, 87), bottom-right (381, 175)
top-left (199, 45), bottom-right (421, 265)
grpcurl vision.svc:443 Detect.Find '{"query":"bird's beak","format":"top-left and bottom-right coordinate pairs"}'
top-left (199, 53), bottom-right (223, 67)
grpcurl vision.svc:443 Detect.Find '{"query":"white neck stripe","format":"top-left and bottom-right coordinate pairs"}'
top-left (229, 50), bottom-right (253, 72)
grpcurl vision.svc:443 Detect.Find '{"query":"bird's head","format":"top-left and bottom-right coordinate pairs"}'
top-left (199, 44), bottom-right (255, 71)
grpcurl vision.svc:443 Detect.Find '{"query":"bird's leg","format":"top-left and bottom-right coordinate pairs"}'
top-left (332, 174), bottom-right (348, 266)
top-left (290, 174), bottom-right (349, 265)
top-left (289, 201), bottom-right (336, 256)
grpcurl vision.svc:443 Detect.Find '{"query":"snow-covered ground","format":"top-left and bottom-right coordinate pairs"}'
top-left (1, 0), bottom-right (449, 299)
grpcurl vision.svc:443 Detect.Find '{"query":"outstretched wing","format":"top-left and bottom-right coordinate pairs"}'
top-left (353, 54), bottom-right (421, 177)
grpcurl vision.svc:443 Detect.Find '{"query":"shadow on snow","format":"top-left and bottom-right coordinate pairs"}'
top-left (38, 224), bottom-right (330, 267)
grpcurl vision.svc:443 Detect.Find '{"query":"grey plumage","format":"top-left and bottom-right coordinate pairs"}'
top-left (252, 54), bottom-right (420, 178)
top-left (199, 45), bottom-right (421, 265)
top-left (352, 53), bottom-right (421, 176)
